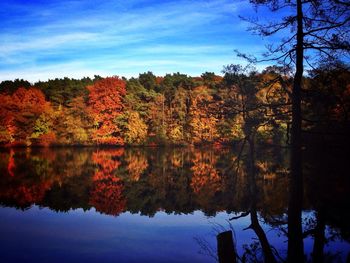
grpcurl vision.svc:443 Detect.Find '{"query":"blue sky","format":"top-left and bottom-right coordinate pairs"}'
top-left (0, 0), bottom-right (271, 82)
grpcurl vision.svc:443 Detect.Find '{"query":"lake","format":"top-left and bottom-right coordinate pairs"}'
top-left (0, 146), bottom-right (349, 262)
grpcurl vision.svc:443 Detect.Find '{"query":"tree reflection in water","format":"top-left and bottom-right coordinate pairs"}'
top-left (215, 138), bottom-right (350, 262)
top-left (0, 146), bottom-right (349, 261)
top-left (89, 149), bottom-right (126, 216)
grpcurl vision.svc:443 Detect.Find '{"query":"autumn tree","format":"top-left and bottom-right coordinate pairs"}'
top-left (188, 86), bottom-right (219, 144)
top-left (55, 96), bottom-right (93, 145)
top-left (221, 65), bottom-right (264, 141)
top-left (201, 72), bottom-right (223, 90)
top-left (0, 93), bottom-right (16, 144)
top-left (0, 87), bottom-right (52, 146)
top-left (168, 87), bottom-right (189, 143)
top-left (30, 110), bottom-right (56, 146)
top-left (87, 77), bottom-right (126, 145)
top-left (124, 111), bottom-right (148, 145)
top-left (148, 93), bottom-right (167, 144)
top-left (255, 68), bottom-right (292, 143)
top-left (116, 78), bottom-right (155, 145)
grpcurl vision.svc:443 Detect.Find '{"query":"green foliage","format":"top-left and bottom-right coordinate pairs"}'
top-left (0, 79), bottom-right (32, 94)
top-left (138, 71), bottom-right (157, 90)
top-left (35, 77), bottom-right (93, 106)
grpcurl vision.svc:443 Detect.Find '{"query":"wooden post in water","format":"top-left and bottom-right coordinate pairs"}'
top-left (217, 230), bottom-right (236, 263)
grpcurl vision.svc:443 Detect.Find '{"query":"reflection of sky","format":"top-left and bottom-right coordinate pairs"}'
top-left (1, 206), bottom-right (349, 262)
top-left (1, 206), bottom-right (222, 263)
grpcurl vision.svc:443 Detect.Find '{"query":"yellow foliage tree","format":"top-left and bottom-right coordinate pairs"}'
top-left (125, 111), bottom-right (148, 144)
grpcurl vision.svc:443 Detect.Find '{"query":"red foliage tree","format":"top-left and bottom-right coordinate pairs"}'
top-left (0, 94), bottom-right (16, 144)
top-left (87, 77), bottom-right (126, 145)
top-left (0, 87), bottom-right (52, 146)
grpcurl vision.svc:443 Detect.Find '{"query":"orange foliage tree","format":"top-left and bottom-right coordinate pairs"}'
top-left (87, 77), bottom-right (126, 145)
top-left (56, 96), bottom-right (93, 145)
top-left (0, 87), bottom-right (52, 146)
top-left (0, 93), bottom-right (16, 144)
top-left (189, 86), bottom-right (219, 144)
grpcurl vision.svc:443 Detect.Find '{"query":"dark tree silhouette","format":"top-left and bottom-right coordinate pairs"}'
top-left (240, 1), bottom-right (350, 261)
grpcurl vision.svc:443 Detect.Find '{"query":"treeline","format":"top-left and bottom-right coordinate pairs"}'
top-left (0, 65), bottom-right (349, 146)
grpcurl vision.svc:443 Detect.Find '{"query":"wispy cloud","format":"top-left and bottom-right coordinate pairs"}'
top-left (0, 0), bottom-right (262, 81)
top-left (0, 33), bottom-right (98, 54)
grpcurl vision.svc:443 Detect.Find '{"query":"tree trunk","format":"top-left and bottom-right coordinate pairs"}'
top-left (288, 0), bottom-right (304, 262)
top-left (312, 209), bottom-right (325, 262)
top-left (217, 231), bottom-right (237, 263)
top-left (248, 137), bottom-right (277, 263)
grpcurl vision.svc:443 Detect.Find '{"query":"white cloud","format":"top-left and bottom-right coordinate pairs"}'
top-left (0, 33), bottom-right (98, 54)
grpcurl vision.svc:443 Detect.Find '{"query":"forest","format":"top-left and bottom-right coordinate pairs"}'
top-left (0, 64), bottom-right (349, 147)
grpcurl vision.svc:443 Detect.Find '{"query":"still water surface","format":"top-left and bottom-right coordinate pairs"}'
top-left (0, 147), bottom-right (349, 262)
